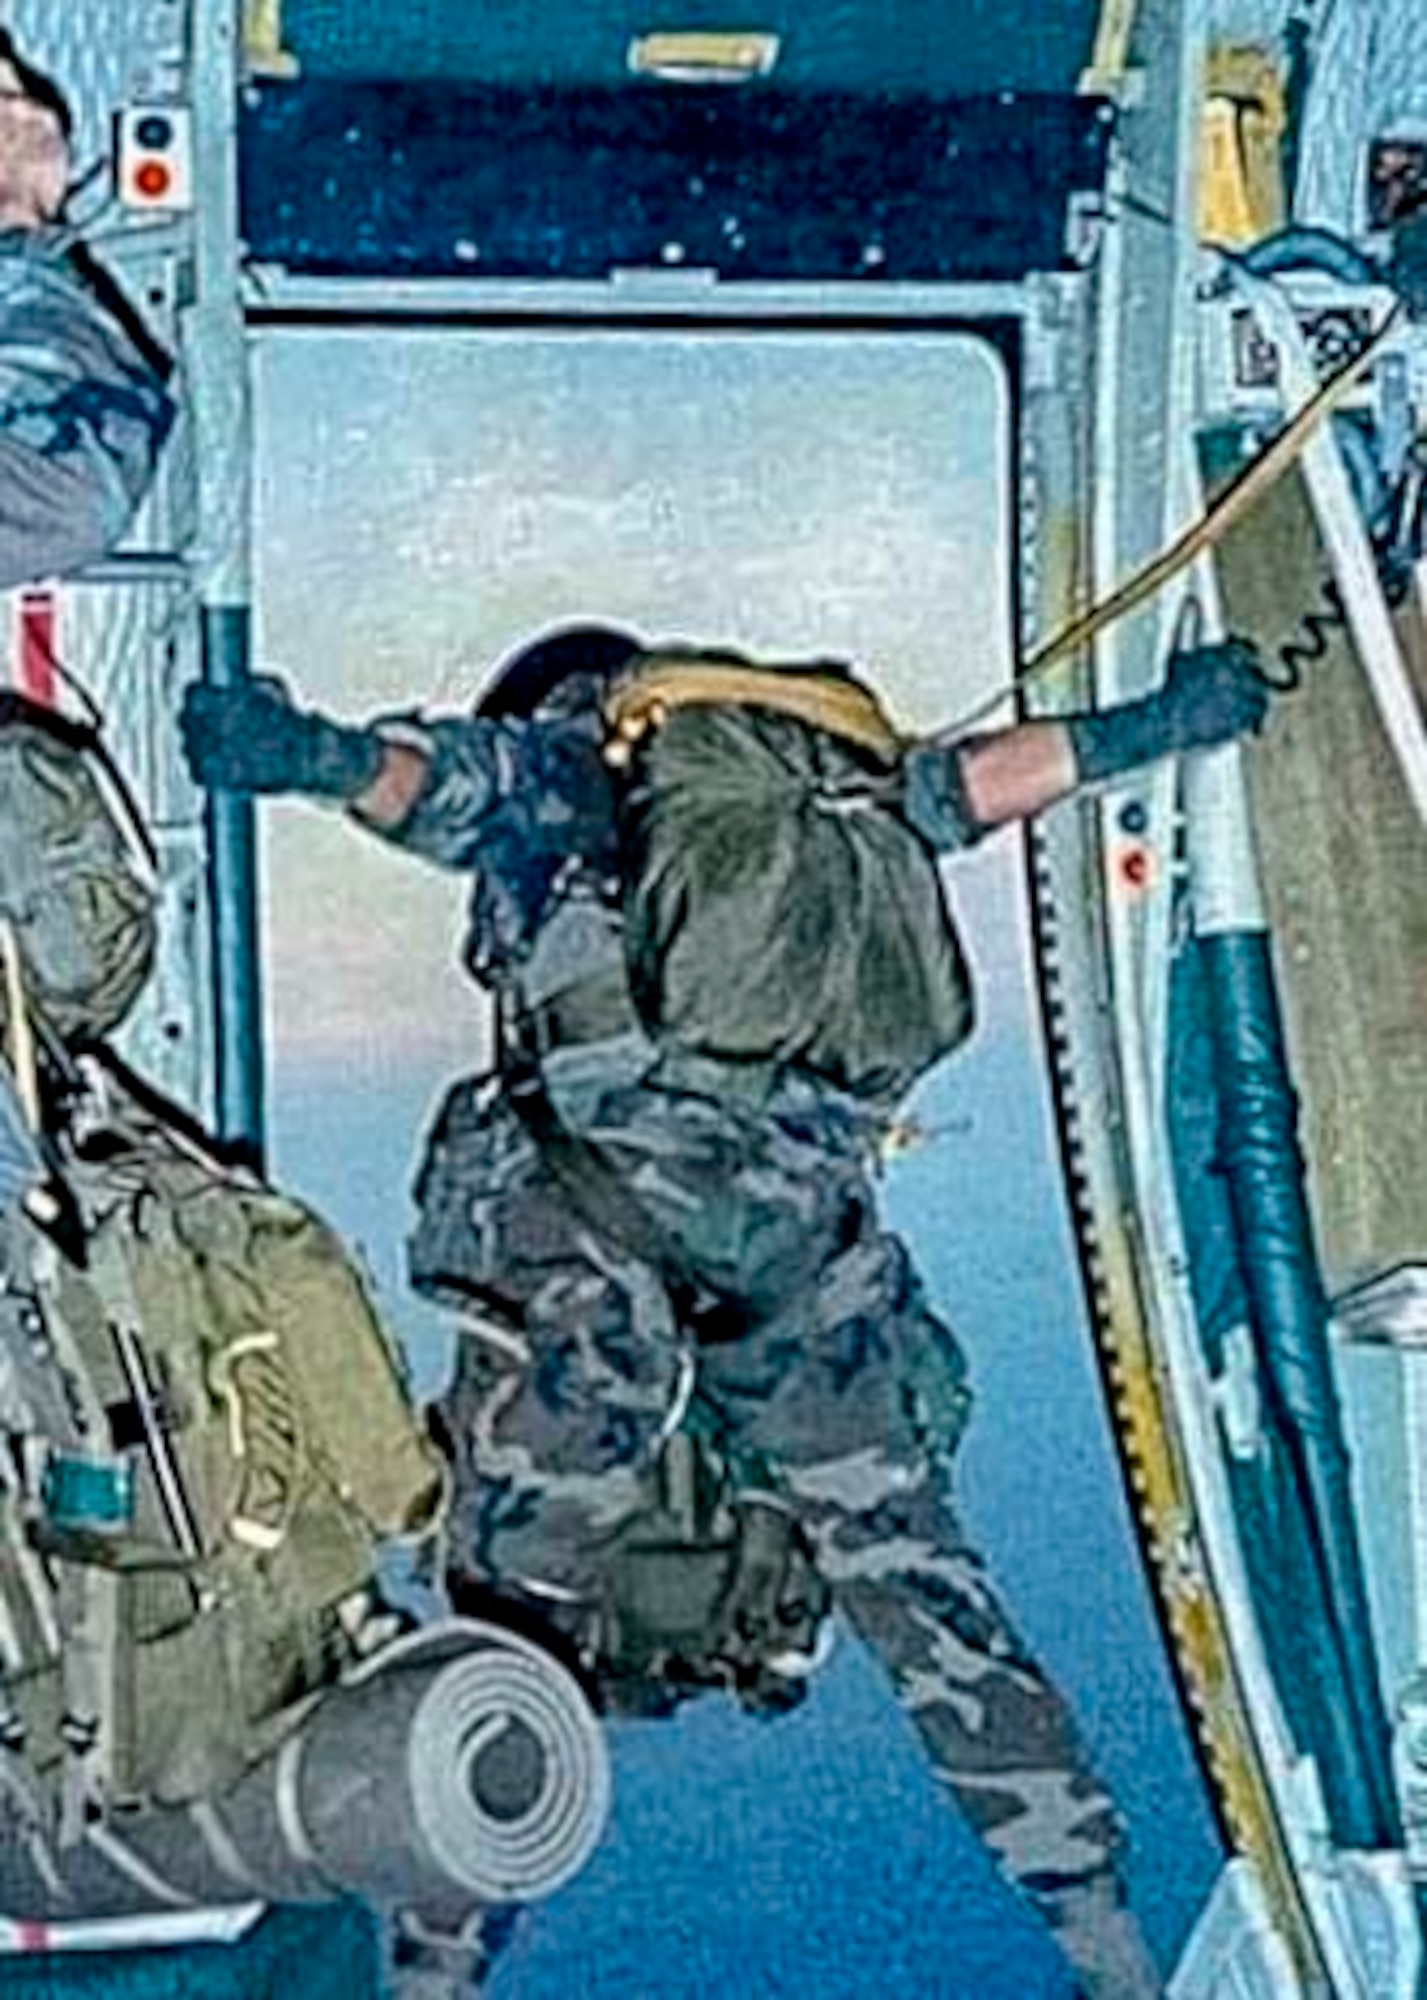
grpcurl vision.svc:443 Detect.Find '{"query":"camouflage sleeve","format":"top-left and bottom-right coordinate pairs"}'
top-left (0, 431), bottom-right (134, 588)
top-left (370, 711), bottom-right (618, 876)
top-left (901, 742), bottom-right (987, 852)
top-left (0, 245), bottom-right (174, 588)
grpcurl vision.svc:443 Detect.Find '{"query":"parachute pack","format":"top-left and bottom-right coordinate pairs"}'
top-left (0, 696), bottom-right (446, 1831)
top-left (0, 1050), bottom-right (446, 1825)
top-left (607, 651), bottom-right (976, 1110)
top-left (0, 692), bottom-right (157, 1044)
top-left (593, 1431), bottom-right (832, 1718)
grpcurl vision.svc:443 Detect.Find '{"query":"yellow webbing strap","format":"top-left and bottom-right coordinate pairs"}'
top-left (604, 653), bottom-right (907, 766)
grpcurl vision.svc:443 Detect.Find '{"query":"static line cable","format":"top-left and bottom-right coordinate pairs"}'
top-left (935, 300), bottom-right (1405, 744)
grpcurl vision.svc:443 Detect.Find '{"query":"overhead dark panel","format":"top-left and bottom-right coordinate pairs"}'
top-left (280, 0), bottom-right (1102, 97)
top-left (240, 84), bottom-right (1112, 283)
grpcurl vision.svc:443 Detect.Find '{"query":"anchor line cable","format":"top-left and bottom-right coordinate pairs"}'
top-left (931, 301), bottom-right (1405, 744)
top-left (1264, 467), bottom-right (1425, 689)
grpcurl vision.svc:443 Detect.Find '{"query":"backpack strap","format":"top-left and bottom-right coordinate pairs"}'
top-left (55, 1556), bottom-right (115, 1840)
top-left (0, 919), bottom-right (41, 1135)
top-left (0, 693), bottom-right (156, 879)
top-left (501, 1044), bottom-right (713, 1329)
top-left (22, 1244), bottom-right (124, 1837)
top-left (603, 652), bottom-right (907, 768)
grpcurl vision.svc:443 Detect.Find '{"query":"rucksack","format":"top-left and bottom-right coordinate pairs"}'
top-left (609, 652), bottom-right (976, 1110)
top-left (0, 694), bottom-right (157, 1041)
top-left (0, 1048), bottom-right (447, 1822)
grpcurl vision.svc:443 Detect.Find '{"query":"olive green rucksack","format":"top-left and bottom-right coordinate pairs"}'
top-left (0, 1053), bottom-right (446, 1820)
top-left (611, 652), bottom-right (976, 1110)
top-left (0, 693), bottom-right (156, 1041)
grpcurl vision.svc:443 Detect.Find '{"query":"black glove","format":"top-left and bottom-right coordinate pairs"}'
top-left (179, 677), bottom-right (384, 800)
top-left (1069, 636), bottom-right (1269, 784)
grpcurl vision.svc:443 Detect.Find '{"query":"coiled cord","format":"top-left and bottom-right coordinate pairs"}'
top-left (1268, 536), bottom-right (1415, 693)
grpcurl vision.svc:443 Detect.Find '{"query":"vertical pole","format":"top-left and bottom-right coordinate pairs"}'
top-left (202, 607), bottom-right (264, 1155)
top-left (187, 0), bottom-right (264, 1161)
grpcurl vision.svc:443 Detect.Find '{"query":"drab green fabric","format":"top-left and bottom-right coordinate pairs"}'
top-left (11, 1072), bottom-right (446, 1805)
top-left (598, 1493), bottom-right (830, 1695)
top-left (622, 700), bottom-right (975, 1110)
top-left (0, 712), bottom-right (155, 1039)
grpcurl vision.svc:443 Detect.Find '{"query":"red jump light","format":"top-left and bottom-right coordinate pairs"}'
top-left (1117, 845), bottom-right (1154, 892)
top-left (116, 104), bottom-right (193, 212)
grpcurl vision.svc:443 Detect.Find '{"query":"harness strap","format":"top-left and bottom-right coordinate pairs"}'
top-left (519, 965), bottom-right (639, 1062)
top-left (603, 653), bottom-right (906, 768)
top-left (502, 1047), bottom-right (712, 1329)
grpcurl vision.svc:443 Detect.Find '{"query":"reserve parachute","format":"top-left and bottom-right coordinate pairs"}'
top-left (0, 1043), bottom-right (448, 1813)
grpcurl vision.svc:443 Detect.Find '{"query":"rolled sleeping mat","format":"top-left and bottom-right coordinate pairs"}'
top-left (0, 1619), bottom-right (611, 1922)
top-left (276, 1619), bottom-right (612, 1907)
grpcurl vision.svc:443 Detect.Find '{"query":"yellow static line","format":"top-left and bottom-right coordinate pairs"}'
top-left (940, 305), bottom-right (1403, 745)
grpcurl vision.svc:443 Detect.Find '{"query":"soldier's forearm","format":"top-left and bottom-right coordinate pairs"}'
top-left (347, 739), bottom-right (432, 832)
top-left (957, 721), bottom-right (1078, 829)
top-left (345, 715), bottom-right (510, 868)
top-left (905, 722), bottom-right (1079, 850)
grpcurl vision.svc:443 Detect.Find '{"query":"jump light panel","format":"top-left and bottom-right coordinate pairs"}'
top-left (115, 104), bottom-right (193, 211)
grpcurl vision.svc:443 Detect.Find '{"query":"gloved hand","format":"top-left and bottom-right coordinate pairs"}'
top-left (1069, 635), bottom-right (1269, 784)
top-left (180, 677), bottom-right (384, 800)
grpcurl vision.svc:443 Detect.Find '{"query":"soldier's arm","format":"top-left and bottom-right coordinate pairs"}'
top-left (0, 434), bottom-right (132, 591)
top-left (179, 684), bottom-right (609, 874)
top-left (905, 637), bottom-right (1269, 850)
top-left (346, 740), bottom-right (430, 830)
top-left (956, 720), bottom-right (1078, 830)
top-left (0, 53), bottom-right (175, 588)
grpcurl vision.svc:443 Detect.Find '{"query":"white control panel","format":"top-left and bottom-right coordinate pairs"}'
top-left (115, 104), bottom-right (193, 213)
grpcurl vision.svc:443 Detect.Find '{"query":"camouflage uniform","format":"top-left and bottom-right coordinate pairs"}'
top-left (376, 703), bottom-right (1157, 1997)
top-left (0, 229), bottom-right (174, 588)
